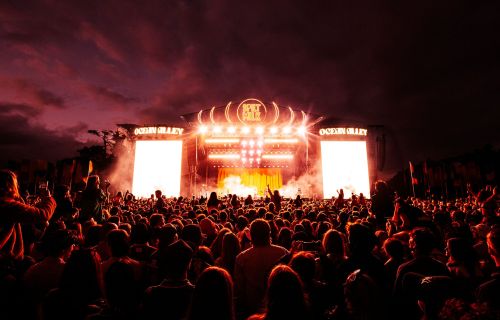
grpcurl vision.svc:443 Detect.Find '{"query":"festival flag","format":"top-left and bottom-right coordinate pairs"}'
top-left (409, 161), bottom-right (418, 185)
top-left (73, 159), bottom-right (93, 185)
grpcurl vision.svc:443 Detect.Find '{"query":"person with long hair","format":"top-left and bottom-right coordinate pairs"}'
top-left (248, 265), bottom-right (309, 320)
top-left (207, 192), bottom-right (220, 212)
top-left (188, 266), bottom-right (235, 320)
top-left (0, 169), bottom-right (56, 260)
top-left (215, 232), bottom-right (241, 276)
top-left (78, 175), bottom-right (106, 223)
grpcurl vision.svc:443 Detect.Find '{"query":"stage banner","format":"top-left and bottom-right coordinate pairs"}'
top-left (217, 168), bottom-right (282, 196)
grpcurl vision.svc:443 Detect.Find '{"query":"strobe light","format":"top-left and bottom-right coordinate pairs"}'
top-left (198, 126), bottom-right (208, 134)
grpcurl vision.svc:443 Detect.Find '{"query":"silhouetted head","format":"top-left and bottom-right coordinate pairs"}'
top-left (0, 169), bottom-right (20, 199)
top-left (264, 265), bottom-right (307, 320)
top-left (250, 219), bottom-right (271, 247)
top-left (188, 267), bottom-right (234, 320)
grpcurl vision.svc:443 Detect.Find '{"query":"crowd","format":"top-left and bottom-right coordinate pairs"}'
top-left (0, 168), bottom-right (499, 320)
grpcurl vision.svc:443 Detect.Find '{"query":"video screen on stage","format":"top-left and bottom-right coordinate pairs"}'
top-left (132, 140), bottom-right (183, 198)
top-left (321, 141), bottom-right (370, 199)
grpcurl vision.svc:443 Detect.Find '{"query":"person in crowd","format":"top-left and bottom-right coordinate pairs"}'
top-left (78, 175), bottom-right (106, 223)
top-left (383, 237), bottom-right (407, 285)
top-left (187, 266), bottom-right (235, 320)
top-left (207, 191), bottom-right (220, 211)
top-left (230, 194), bottom-right (241, 209)
top-left (88, 260), bottom-right (141, 320)
top-left (210, 228), bottom-right (231, 259)
top-left (318, 229), bottom-right (347, 306)
top-left (244, 194), bottom-right (254, 206)
top-left (101, 229), bottom-right (141, 282)
top-left (394, 227), bottom-right (450, 319)
top-left (43, 248), bottom-right (104, 320)
top-left (334, 269), bottom-right (386, 320)
top-left (476, 226), bottom-right (500, 311)
top-left (142, 240), bottom-right (194, 320)
top-left (289, 251), bottom-right (329, 319)
top-left (129, 222), bottom-right (156, 262)
top-left (51, 184), bottom-right (77, 223)
top-left (267, 185), bottom-right (282, 213)
top-left (153, 189), bottom-right (165, 212)
top-left (215, 232), bottom-right (241, 276)
top-left (446, 237), bottom-right (483, 299)
top-left (371, 180), bottom-right (394, 226)
top-left (234, 219), bottom-right (288, 317)
top-left (0, 169), bottom-right (56, 260)
top-left (248, 265), bottom-right (309, 320)
top-left (340, 223), bottom-right (386, 288)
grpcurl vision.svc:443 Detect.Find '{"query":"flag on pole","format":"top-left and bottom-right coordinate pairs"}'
top-left (409, 161), bottom-right (418, 185)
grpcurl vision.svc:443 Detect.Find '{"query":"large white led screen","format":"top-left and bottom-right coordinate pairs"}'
top-left (132, 140), bottom-right (182, 198)
top-left (321, 141), bottom-right (370, 199)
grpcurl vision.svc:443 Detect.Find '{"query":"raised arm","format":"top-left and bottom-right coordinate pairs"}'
top-left (2, 196), bottom-right (56, 224)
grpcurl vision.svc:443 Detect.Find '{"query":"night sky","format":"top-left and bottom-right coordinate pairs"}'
top-left (1, 1), bottom-right (499, 176)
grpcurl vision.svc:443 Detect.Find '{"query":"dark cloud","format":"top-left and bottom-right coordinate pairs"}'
top-left (87, 85), bottom-right (140, 108)
top-left (0, 0), bottom-right (499, 175)
top-left (0, 78), bottom-right (66, 109)
top-left (0, 102), bottom-right (41, 117)
top-left (0, 105), bottom-right (88, 161)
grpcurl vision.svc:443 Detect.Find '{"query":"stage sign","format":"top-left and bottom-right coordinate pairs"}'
top-left (237, 98), bottom-right (267, 124)
top-left (319, 127), bottom-right (367, 136)
top-left (134, 126), bottom-right (184, 136)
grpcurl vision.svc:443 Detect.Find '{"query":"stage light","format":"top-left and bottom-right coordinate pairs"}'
top-left (249, 140), bottom-right (255, 146)
top-left (255, 126), bottom-right (264, 135)
top-left (132, 140), bottom-right (182, 198)
top-left (261, 154), bottom-right (293, 159)
top-left (208, 154), bottom-right (240, 159)
top-left (213, 126), bottom-right (222, 133)
top-left (297, 126), bottom-right (307, 135)
top-left (241, 140), bottom-right (247, 147)
top-left (249, 150), bottom-right (255, 156)
top-left (256, 149), bottom-right (262, 155)
top-left (263, 138), bottom-right (298, 144)
top-left (242, 127), bottom-right (250, 134)
top-left (227, 126), bottom-right (236, 134)
top-left (241, 150), bottom-right (247, 154)
top-left (257, 140), bottom-right (263, 147)
top-left (283, 126), bottom-right (292, 134)
top-left (205, 138), bottom-right (240, 144)
top-left (199, 126), bottom-right (208, 134)
top-left (270, 127), bottom-right (278, 134)
top-left (320, 141), bottom-right (370, 199)
top-left (242, 157), bottom-right (247, 163)
top-left (249, 158), bottom-right (254, 163)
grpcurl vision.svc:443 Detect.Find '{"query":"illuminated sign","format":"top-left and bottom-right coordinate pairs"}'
top-left (134, 126), bottom-right (184, 135)
top-left (237, 98), bottom-right (267, 124)
top-left (319, 127), bottom-right (367, 136)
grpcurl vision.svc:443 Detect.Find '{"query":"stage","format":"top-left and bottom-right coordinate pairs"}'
top-left (117, 98), bottom-right (383, 199)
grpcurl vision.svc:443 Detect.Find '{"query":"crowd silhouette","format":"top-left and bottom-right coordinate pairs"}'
top-left (0, 169), bottom-right (499, 319)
